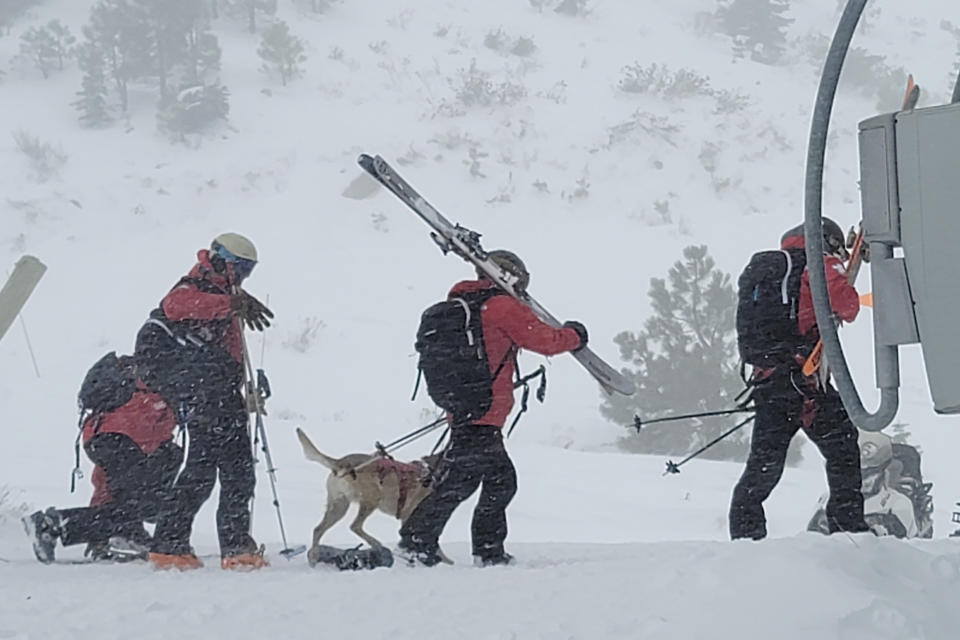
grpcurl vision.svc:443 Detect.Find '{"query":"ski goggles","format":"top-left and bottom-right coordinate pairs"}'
top-left (215, 245), bottom-right (257, 281)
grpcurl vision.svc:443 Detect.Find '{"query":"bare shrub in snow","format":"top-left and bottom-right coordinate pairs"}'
top-left (603, 110), bottom-right (681, 149)
top-left (618, 63), bottom-right (712, 99)
top-left (428, 129), bottom-right (479, 151)
top-left (484, 29), bottom-right (537, 57)
top-left (293, 0), bottom-right (337, 13)
top-left (554, 0), bottom-right (591, 17)
top-left (464, 145), bottom-right (488, 178)
top-left (371, 212), bottom-right (389, 232)
top-left (282, 317), bottom-right (325, 353)
top-left (537, 80), bottom-right (568, 104)
top-left (12, 130), bottom-right (67, 182)
top-left (440, 60), bottom-right (527, 115)
top-left (713, 89), bottom-right (750, 115)
top-left (561, 167), bottom-right (590, 202)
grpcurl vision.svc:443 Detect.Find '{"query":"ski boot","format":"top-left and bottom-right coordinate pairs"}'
top-left (474, 551), bottom-right (515, 568)
top-left (22, 508), bottom-right (62, 564)
top-left (396, 540), bottom-right (442, 568)
top-left (149, 549), bottom-right (203, 571)
top-left (221, 539), bottom-right (269, 571)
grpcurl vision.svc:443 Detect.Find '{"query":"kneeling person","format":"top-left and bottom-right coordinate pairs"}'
top-left (23, 354), bottom-right (182, 563)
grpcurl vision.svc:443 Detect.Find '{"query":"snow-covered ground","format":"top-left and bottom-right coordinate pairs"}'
top-left (2, 0), bottom-right (960, 638)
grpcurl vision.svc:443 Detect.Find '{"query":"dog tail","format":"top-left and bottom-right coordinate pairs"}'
top-left (296, 427), bottom-right (340, 471)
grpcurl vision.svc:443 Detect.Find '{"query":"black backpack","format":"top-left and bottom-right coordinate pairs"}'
top-left (736, 248), bottom-right (807, 368)
top-left (78, 351), bottom-right (137, 416)
top-left (415, 289), bottom-right (508, 424)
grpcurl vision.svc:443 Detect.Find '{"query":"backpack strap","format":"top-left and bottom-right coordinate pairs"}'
top-left (778, 250), bottom-right (793, 304)
top-left (177, 274), bottom-right (228, 296)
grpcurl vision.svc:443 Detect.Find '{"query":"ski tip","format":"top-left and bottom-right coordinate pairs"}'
top-left (357, 153), bottom-right (378, 174)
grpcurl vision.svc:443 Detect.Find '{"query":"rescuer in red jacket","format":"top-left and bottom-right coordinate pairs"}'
top-left (399, 250), bottom-right (588, 567)
top-left (134, 233), bottom-right (273, 571)
top-left (22, 358), bottom-right (182, 564)
top-left (729, 220), bottom-right (869, 540)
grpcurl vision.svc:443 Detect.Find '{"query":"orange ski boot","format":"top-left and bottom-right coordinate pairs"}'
top-left (221, 544), bottom-right (269, 571)
top-left (149, 552), bottom-right (203, 571)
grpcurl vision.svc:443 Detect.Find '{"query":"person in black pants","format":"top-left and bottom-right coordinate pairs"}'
top-left (398, 251), bottom-right (587, 566)
top-left (58, 435), bottom-right (182, 551)
top-left (134, 233), bottom-right (272, 570)
top-left (403, 426), bottom-right (517, 565)
top-left (729, 221), bottom-right (868, 540)
top-left (23, 374), bottom-right (182, 564)
top-left (729, 373), bottom-right (866, 540)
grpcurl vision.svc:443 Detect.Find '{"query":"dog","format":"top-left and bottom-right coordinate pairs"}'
top-left (295, 427), bottom-right (450, 566)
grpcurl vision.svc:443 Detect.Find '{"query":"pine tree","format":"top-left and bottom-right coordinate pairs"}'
top-left (19, 25), bottom-right (58, 79)
top-left (258, 20), bottom-right (306, 86)
top-left (603, 246), bottom-right (802, 464)
top-left (220, 0), bottom-right (277, 33)
top-left (78, 0), bottom-right (224, 123)
top-left (0, 0), bottom-right (43, 36)
top-left (45, 19), bottom-right (75, 70)
top-left (82, 0), bottom-right (151, 113)
top-left (715, 0), bottom-right (794, 65)
top-left (72, 42), bottom-right (111, 126)
top-left (19, 20), bottom-right (74, 79)
top-left (158, 83), bottom-right (230, 137)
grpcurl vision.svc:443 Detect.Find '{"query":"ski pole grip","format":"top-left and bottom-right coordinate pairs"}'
top-left (257, 368), bottom-right (272, 399)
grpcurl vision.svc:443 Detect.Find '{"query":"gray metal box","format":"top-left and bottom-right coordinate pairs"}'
top-left (858, 113), bottom-right (902, 245)
top-left (896, 103), bottom-right (960, 413)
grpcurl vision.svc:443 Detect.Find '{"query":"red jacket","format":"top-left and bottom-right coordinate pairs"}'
top-left (780, 235), bottom-right (860, 342)
top-left (83, 383), bottom-right (178, 507)
top-left (81, 383), bottom-right (178, 455)
top-left (449, 280), bottom-right (583, 428)
top-left (160, 249), bottom-right (242, 363)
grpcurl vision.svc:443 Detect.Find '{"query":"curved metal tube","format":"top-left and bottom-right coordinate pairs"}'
top-left (804, 0), bottom-right (898, 431)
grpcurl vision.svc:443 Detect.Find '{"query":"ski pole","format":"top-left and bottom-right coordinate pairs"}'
top-left (238, 312), bottom-right (304, 559)
top-left (634, 406), bottom-right (754, 432)
top-left (662, 413), bottom-right (756, 476)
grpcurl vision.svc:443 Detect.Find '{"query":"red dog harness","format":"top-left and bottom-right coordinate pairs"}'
top-left (375, 458), bottom-right (428, 518)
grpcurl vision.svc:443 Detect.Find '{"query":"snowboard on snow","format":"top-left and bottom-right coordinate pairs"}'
top-left (0, 255), bottom-right (46, 344)
top-left (357, 154), bottom-right (636, 397)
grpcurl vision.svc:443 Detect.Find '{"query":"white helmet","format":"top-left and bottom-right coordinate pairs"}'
top-left (212, 232), bottom-right (258, 262)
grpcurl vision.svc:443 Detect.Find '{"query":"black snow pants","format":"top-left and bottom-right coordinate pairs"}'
top-left (729, 371), bottom-right (867, 540)
top-left (399, 425), bottom-right (517, 560)
top-left (59, 433), bottom-right (182, 548)
top-left (136, 321), bottom-right (256, 557)
top-left (151, 391), bottom-right (256, 557)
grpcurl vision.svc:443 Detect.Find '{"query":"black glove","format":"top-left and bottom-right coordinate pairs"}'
top-left (563, 320), bottom-right (588, 352)
top-left (231, 291), bottom-right (274, 331)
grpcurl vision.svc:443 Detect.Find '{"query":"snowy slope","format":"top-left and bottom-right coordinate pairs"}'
top-left (2, 1), bottom-right (960, 638)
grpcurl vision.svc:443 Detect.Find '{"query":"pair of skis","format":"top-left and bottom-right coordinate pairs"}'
top-left (356, 154), bottom-right (636, 397)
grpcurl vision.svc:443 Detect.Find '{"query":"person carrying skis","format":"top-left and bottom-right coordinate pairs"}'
top-left (729, 219), bottom-right (869, 540)
top-left (134, 233), bottom-right (273, 570)
top-left (23, 355), bottom-right (182, 563)
top-left (398, 250), bottom-right (588, 567)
